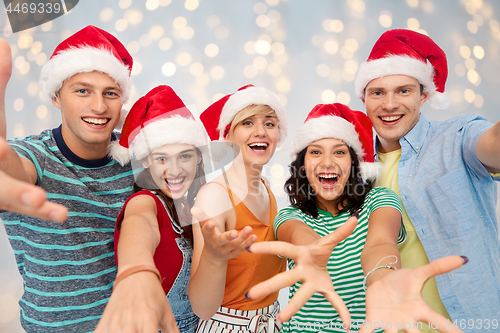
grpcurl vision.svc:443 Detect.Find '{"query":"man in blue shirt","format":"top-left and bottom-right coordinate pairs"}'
top-left (355, 29), bottom-right (500, 332)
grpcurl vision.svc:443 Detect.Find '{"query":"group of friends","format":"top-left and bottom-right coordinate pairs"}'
top-left (0, 24), bottom-right (499, 333)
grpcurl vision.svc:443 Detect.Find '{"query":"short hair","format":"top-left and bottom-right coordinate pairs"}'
top-left (225, 104), bottom-right (276, 140)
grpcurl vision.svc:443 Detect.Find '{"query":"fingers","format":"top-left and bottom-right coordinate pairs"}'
top-left (319, 215), bottom-right (358, 248)
top-left (247, 269), bottom-right (302, 300)
top-left (416, 255), bottom-right (466, 284)
top-left (323, 290), bottom-right (350, 330)
top-left (0, 171), bottom-right (68, 222)
top-left (277, 283), bottom-right (317, 323)
top-left (158, 302), bottom-right (181, 333)
top-left (420, 307), bottom-right (464, 333)
top-left (191, 206), bottom-right (209, 224)
top-left (248, 240), bottom-right (300, 259)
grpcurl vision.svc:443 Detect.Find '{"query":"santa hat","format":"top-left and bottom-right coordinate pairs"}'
top-left (354, 29), bottom-right (450, 109)
top-left (39, 25), bottom-right (133, 103)
top-left (200, 84), bottom-right (287, 146)
top-left (109, 85), bottom-right (206, 166)
top-left (291, 103), bottom-right (381, 182)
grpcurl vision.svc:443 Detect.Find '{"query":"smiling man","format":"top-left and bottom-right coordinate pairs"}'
top-left (355, 29), bottom-right (500, 332)
top-left (0, 26), bottom-right (136, 332)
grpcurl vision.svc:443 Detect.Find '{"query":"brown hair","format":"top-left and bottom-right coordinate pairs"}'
top-left (285, 146), bottom-right (372, 218)
top-left (132, 148), bottom-right (206, 242)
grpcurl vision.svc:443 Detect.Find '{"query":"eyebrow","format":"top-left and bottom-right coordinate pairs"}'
top-left (68, 82), bottom-right (121, 91)
top-left (309, 142), bottom-right (348, 149)
top-left (152, 149), bottom-right (195, 157)
top-left (367, 83), bottom-right (418, 92)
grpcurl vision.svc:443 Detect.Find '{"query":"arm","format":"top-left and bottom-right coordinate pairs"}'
top-left (475, 121), bottom-right (500, 173)
top-left (360, 206), bottom-right (402, 288)
top-left (359, 207), bottom-right (465, 333)
top-left (0, 38), bottom-right (67, 222)
top-left (188, 183), bottom-right (257, 320)
top-left (95, 194), bottom-right (179, 333)
top-left (247, 215), bottom-right (357, 324)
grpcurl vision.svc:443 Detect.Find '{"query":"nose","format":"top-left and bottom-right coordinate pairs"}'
top-left (253, 122), bottom-right (267, 137)
top-left (90, 94), bottom-right (108, 114)
top-left (381, 92), bottom-right (399, 111)
top-left (163, 158), bottom-right (182, 177)
top-left (319, 153), bottom-right (336, 169)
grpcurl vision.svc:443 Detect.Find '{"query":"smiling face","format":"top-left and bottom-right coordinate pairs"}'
top-left (225, 107), bottom-right (279, 167)
top-left (52, 71), bottom-right (124, 160)
top-left (143, 143), bottom-right (201, 200)
top-left (363, 74), bottom-right (429, 153)
top-left (304, 138), bottom-right (352, 212)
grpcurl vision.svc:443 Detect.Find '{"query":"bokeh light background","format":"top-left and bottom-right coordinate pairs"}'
top-left (1, 0), bottom-right (500, 331)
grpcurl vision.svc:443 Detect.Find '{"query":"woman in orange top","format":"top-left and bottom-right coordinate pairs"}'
top-left (188, 85), bottom-right (287, 333)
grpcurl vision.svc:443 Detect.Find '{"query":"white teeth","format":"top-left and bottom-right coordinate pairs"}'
top-left (249, 142), bottom-right (268, 147)
top-left (167, 178), bottom-right (184, 184)
top-left (381, 115), bottom-right (402, 122)
top-left (83, 118), bottom-right (109, 125)
top-left (319, 174), bottom-right (338, 179)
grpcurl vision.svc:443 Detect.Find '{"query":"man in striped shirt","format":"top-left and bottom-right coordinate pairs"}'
top-left (0, 26), bottom-right (137, 332)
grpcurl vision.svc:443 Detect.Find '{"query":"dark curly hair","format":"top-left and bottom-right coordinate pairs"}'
top-left (284, 146), bottom-right (372, 218)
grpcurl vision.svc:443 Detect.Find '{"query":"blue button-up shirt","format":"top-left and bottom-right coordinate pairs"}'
top-left (375, 114), bottom-right (500, 330)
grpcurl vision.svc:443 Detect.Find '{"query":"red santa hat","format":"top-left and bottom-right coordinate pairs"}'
top-left (39, 25), bottom-right (133, 103)
top-left (354, 29), bottom-right (450, 109)
top-left (108, 85), bottom-right (207, 166)
top-left (200, 84), bottom-right (287, 146)
top-left (291, 103), bottom-right (381, 182)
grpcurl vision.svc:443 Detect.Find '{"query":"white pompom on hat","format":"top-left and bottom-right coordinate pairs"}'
top-left (108, 85), bottom-right (207, 166)
top-left (354, 29), bottom-right (450, 109)
top-left (291, 103), bottom-right (382, 182)
top-left (39, 25), bottom-right (133, 103)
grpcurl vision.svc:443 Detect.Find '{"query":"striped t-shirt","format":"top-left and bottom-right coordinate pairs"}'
top-left (274, 186), bottom-right (405, 333)
top-left (1, 126), bottom-right (134, 333)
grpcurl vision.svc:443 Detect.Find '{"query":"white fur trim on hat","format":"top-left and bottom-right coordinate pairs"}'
top-left (291, 116), bottom-right (363, 161)
top-left (291, 116), bottom-right (382, 182)
top-left (128, 115), bottom-right (206, 163)
top-left (39, 46), bottom-right (131, 103)
top-left (217, 86), bottom-right (288, 146)
top-left (354, 55), bottom-right (450, 109)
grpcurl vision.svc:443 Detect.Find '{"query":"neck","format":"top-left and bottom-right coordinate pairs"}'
top-left (376, 137), bottom-right (401, 153)
top-left (61, 127), bottom-right (111, 160)
top-left (226, 154), bottom-right (264, 194)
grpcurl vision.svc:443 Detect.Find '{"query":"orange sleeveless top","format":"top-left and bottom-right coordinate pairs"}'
top-left (215, 179), bottom-right (286, 310)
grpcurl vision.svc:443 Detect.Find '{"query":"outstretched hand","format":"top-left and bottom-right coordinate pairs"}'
top-left (0, 138), bottom-right (68, 222)
top-left (95, 272), bottom-right (180, 333)
top-left (246, 215), bottom-right (358, 325)
top-left (191, 206), bottom-right (257, 261)
top-left (359, 255), bottom-right (466, 333)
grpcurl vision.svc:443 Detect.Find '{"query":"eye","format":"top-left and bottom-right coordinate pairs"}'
top-left (105, 91), bottom-right (119, 97)
top-left (242, 120), bottom-right (253, 126)
top-left (334, 150), bottom-right (346, 155)
top-left (76, 89), bottom-right (87, 94)
top-left (400, 89), bottom-right (410, 94)
top-left (155, 156), bottom-right (167, 163)
top-left (310, 150), bottom-right (320, 155)
top-left (264, 121), bottom-right (276, 127)
top-left (180, 153), bottom-right (193, 160)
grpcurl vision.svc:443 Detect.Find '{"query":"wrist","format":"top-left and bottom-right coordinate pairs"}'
top-left (114, 264), bottom-right (161, 289)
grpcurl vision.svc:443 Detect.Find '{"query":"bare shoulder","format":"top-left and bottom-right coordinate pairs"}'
top-left (195, 182), bottom-right (234, 221)
top-left (123, 193), bottom-right (158, 219)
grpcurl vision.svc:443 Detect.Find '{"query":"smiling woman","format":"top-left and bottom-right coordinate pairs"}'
top-left (188, 85), bottom-right (288, 333)
top-left (96, 85), bottom-right (207, 333)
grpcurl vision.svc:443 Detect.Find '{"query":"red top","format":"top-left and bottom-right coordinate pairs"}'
top-left (114, 190), bottom-right (183, 292)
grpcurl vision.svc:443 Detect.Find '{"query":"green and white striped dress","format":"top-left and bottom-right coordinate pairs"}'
top-left (274, 186), bottom-right (405, 332)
